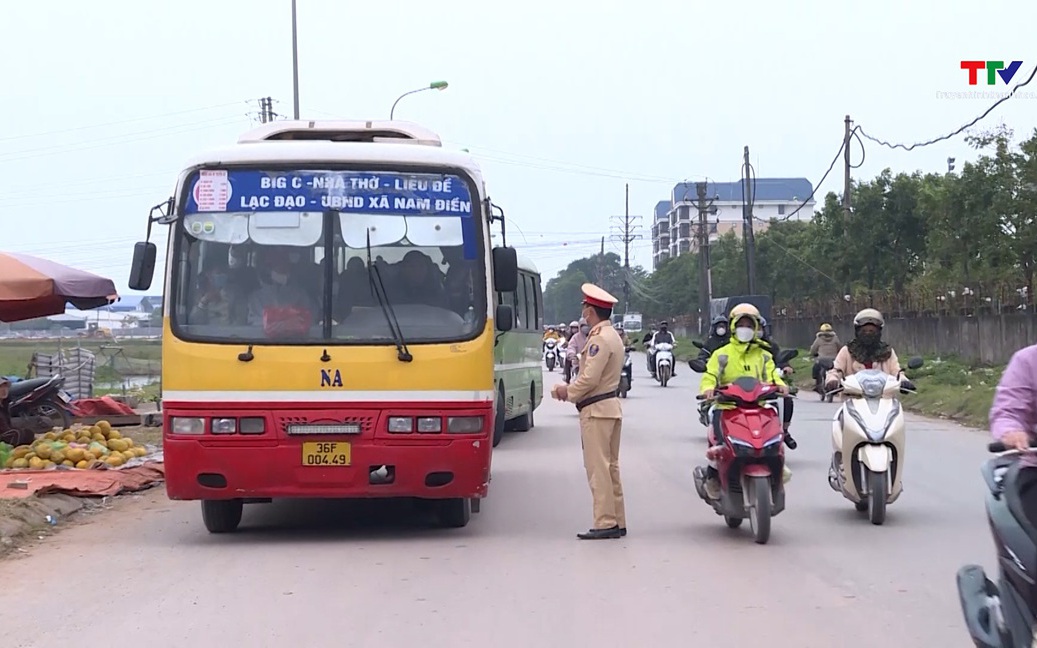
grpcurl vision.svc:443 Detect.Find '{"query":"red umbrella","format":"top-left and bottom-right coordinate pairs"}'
top-left (0, 252), bottom-right (119, 322)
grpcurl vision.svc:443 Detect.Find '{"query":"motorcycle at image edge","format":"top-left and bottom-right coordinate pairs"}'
top-left (691, 349), bottom-right (798, 544)
top-left (825, 356), bottom-right (924, 525)
top-left (618, 346), bottom-right (634, 398)
top-left (653, 342), bottom-right (675, 387)
top-left (956, 439), bottom-right (1037, 648)
top-left (5, 375), bottom-right (75, 434)
top-left (544, 338), bottom-right (559, 372)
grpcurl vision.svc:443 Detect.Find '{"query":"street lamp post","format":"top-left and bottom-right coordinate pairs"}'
top-left (291, 0), bottom-right (300, 119)
top-left (390, 81), bottom-right (449, 120)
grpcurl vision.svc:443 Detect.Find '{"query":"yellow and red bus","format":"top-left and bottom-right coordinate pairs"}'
top-left (128, 120), bottom-right (519, 533)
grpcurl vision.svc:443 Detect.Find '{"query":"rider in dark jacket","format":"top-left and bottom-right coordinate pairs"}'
top-left (694, 316), bottom-right (729, 364)
top-left (756, 317), bottom-right (797, 450)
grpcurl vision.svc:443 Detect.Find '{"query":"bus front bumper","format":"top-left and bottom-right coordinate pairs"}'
top-left (160, 404), bottom-right (493, 501)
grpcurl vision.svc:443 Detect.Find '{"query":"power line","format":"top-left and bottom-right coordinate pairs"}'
top-left (857, 63), bottom-right (1037, 151)
top-left (0, 101), bottom-right (247, 142)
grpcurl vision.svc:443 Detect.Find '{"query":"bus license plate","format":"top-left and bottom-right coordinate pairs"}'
top-left (301, 442), bottom-right (351, 467)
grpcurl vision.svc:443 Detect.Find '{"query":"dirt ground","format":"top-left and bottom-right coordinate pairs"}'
top-left (0, 424), bottom-right (163, 559)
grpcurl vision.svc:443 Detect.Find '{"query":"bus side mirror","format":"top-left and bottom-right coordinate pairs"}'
top-left (492, 247), bottom-right (518, 293)
top-left (495, 304), bottom-right (514, 332)
top-left (128, 242), bottom-right (157, 291)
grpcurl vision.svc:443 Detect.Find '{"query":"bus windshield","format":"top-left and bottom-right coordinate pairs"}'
top-left (170, 169), bottom-right (486, 345)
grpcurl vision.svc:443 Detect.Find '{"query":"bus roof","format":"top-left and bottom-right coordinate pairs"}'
top-left (237, 120), bottom-right (444, 146)
top-left (177, 120), bottom-right (487, 191)
top-left (516, 253), bottom-right (538, 275)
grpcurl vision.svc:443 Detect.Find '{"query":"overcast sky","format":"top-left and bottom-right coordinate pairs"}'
top-left (2, 0), bottom-right (1034, 296)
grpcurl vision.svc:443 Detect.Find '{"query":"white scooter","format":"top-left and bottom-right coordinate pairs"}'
top-left (544, 339), bottom-right (558, 372)
top-left (653, 342), bottom-right (674, 387)
top-left (827, 357), bottom-right (923, 525)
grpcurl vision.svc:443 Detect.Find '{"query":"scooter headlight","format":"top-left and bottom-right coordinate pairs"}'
top-left (846, 400), bottom-right (901, 442)
top-left (763, 434), bottom-right (784, 447)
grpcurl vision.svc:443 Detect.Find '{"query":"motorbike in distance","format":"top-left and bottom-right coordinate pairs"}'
top-left (691, 349), bottom-right (798, 544)
top-left (544, 338), bottom-right (559, 372)
top-left (653, 342), bottom-right (675, 387)
top-left (956, 439), bottom-right (1037, 648)
top-left (825, 356), bottom-right (924, 525)
top-left (619, 346), bottom-right (634, 398)
top-left (815, 357), bottom-right (836, 402)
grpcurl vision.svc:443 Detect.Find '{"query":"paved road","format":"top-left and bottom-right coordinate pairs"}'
top-left (0, 355), bottom-right (993, 647)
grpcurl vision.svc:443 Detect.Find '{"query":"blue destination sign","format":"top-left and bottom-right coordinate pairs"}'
top-left (184, 170), bottom-right (474, 216)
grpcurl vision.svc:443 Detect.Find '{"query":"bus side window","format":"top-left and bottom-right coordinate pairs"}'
top-left (528, 274), bottom-right (542, 329)
top-left (522, 273), bottom-right (536, 331)
top-left (514, 276), bottom-right (528, 329)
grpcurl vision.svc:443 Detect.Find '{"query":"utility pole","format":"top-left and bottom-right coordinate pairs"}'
top-left (695, 181), bottom-right (718, 334)
top-left (842, 115), bottom-right (854, 295)
top-left (291, 0), bottom-right (301, 119)
top-left (595, 236), bottom-right (606, 286)
top-left (259, 97), bottom-right (274, 123)
top-left (842, 115), bottom-right (850, 214)
top-left (742, 145), bottom-right (757, 294)
top-left (609, 183), bottom-right (643, 313)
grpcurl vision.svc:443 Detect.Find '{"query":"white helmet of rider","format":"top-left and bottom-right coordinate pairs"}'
top-left (853, 308), bottom-right (884, 329)
top-left (569, 320), bottom-right (579, 328)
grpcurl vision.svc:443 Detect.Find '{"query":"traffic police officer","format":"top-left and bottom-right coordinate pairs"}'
top-left (551, 283), bottom-right (626, 540)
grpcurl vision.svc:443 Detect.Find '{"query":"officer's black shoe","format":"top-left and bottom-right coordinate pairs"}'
top-left (784, 432), bottom-right (798, 449)
top-left (619, 528), bottom-right (627, 537)
top-left (577, 526), bottom-right (621, 540)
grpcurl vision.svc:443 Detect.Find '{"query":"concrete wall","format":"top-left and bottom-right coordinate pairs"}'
top-left (770, 315), bottom-right (1036, 365)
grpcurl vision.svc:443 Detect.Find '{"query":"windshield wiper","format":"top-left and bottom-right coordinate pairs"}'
top-left (366, 231), bottom-right (413, 362)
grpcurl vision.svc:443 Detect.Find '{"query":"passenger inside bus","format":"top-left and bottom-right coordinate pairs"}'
top-left (389, 250), bottom-right (447, 307)
top-left (246, 247), bottom-right (318, 329)
top-left (190, 261), bottom-right (248, 326)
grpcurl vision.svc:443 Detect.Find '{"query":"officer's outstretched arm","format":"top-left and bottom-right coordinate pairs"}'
top-left (567, 341), bottom-right (607, 403)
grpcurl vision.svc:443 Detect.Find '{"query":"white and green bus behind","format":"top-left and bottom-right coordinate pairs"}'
top-left (492, 254), bottom-right (544, 447)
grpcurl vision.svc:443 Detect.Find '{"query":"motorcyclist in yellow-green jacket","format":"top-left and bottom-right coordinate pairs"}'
top-left (698, 302), bottom-right (790, 499)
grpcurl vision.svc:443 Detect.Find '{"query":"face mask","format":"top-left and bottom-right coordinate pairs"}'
top-left (211, 274), bottom-right (228, 290)
top-left (858, 330), bottom-right (880, 344)
top-left (734, 327), bottom-right (755, 343)
top-left (580, 326), bottom-right (590, 335)
top-left (270, 271), bottom-right (288, 286)
top-left (715, 327), bottom-right (727, 337)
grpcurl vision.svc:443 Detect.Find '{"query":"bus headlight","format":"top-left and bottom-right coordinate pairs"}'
top-left (239, 417), bottom-right (266, 434)
top-left (171, 417), bottom-right (205, 435)
top-left (212, 418), bottom-right (236, 434)
top-left (388, 417), bottom-right (414, 433)
top-left (447, 416), bottom-right (483, 434)
top-left (417, 417), bottom-right (442, 433)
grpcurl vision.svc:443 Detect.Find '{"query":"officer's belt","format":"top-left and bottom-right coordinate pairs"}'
top-left (576, 391), bottom-right (619, 412)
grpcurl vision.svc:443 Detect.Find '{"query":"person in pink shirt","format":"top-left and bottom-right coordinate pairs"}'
top-left (989, 344), bottom-right (1037, 450)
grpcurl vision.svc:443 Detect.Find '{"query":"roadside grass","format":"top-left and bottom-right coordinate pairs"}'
top-left (0, 335), bottom-right (161, 377)
top-left (0, 339), bottom-right (161, 378)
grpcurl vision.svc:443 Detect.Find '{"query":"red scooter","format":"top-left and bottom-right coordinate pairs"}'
top-left (692, 371), bottom-right (790, 544)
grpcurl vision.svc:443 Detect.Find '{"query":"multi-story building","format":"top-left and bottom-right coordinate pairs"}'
top-left (651, 177), bottom-right (815, 269)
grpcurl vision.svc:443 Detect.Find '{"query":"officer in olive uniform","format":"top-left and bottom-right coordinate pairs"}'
top-left (551, 283), bottom-right (627, 540)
